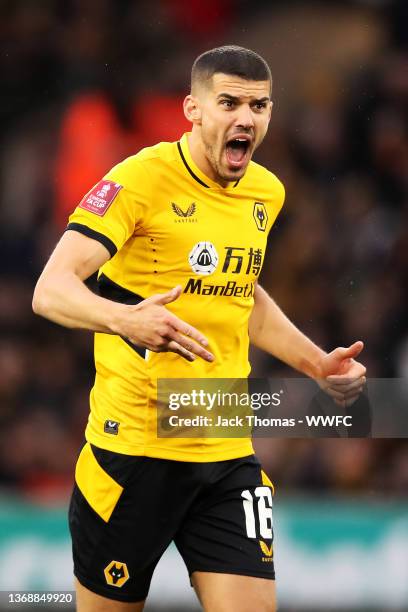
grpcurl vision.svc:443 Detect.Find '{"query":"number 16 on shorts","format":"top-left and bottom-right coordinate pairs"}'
top-left (241, 486), bottom-right (273, 540)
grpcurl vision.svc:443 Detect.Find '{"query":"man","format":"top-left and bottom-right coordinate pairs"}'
top-left (33, 46), bottom-right (366, 612)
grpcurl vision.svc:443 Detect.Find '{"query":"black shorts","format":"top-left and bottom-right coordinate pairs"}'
top-left (69, 443), bottom-right (275, 603)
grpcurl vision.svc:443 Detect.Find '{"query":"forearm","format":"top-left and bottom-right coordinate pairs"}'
top-left (32, 231), bottom-right (213, 363)
top-left (33, 270), bottom-right (125, 334)
top-left (249, 284), bottom-right (326, 379)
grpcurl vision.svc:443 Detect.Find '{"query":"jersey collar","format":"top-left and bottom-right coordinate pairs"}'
top-left (177, 133), bottom-right (239, 191)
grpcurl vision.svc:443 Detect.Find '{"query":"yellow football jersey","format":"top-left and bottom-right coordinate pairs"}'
top-left (67, 132), bottom-right (285, 461)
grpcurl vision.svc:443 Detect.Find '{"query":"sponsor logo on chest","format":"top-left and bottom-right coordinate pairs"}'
top-left (171, 202), bottom-right (197, 223)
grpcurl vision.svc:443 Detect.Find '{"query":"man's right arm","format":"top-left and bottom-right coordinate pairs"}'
top-left (33, 230), bottom-right (121, 332)
top-left (32, 230), bottom-right (214, 362)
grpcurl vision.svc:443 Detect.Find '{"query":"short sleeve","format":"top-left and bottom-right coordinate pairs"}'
top-left (66, 158), bottom-right (149, 258)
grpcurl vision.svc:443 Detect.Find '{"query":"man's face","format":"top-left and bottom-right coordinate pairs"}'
top-left (194, 73), bottom-right (272, 183)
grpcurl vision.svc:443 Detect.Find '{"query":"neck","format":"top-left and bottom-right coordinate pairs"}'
top-left (187, 129), bottom-right (229, 188)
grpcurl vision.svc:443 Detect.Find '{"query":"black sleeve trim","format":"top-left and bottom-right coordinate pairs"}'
top-left (65, 223), bottom-right (118, 258)
top-left (97, 273), bottom-right (144, 305)
top-left (97, 273), bottom-right (146, 360)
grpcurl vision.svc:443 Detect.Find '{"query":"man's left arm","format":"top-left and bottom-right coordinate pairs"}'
top-left (249, 284), bottom-right (366, 407)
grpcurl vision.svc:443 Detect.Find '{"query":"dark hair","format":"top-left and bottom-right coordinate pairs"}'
top-left (191, 45), bottom-right (272, 93)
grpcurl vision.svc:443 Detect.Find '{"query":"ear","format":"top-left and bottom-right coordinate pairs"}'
top-left (183, 94), bottom-right (202, 125)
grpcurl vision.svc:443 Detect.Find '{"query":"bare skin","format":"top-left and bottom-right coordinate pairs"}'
top-left (34, 72), bottom-right (366, 612)
top-left (192, 572), bottom-right (276, 612)
top-left (32, 231), bottom-right (214, 364)
top-left (184, 73), bottom-right (272, 186)
top-left (75, 573), bottom-right (276, 612)
top-left (249, 284), bottom-right (366, 407)
top-left (75, 579), bottom-right (145, 612)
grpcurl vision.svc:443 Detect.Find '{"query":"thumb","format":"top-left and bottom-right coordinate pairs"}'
top-left (145, 285), bottom-right (183, 306)
top-left (337, 340), bottom-right (364, 361)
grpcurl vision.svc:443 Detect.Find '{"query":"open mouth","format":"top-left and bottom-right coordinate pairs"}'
top-left (225, 137), bottom-right (251, 169)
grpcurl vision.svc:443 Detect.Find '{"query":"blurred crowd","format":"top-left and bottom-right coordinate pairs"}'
top-left (0, 0), bottom-right (407, 502)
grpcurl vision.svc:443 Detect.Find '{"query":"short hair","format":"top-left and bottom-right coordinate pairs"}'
top-left (191, 45), bottom-right (272, 93)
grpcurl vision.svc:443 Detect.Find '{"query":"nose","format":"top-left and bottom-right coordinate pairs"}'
top-left (235, 104), bottom-right (254, 130)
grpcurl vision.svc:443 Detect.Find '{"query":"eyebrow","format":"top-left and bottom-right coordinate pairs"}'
top-left (217, 93), bottom-right (270, 104)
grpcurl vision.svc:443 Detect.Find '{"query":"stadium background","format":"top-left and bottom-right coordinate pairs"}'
top-left (0, 0), bottom-right (407, 610)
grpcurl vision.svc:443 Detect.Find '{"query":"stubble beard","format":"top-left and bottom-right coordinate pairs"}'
top-left (203, 139), bottom-right (245, 184)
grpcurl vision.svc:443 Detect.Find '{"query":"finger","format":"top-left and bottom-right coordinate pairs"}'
top-left (167, 340), bottom-right (196, 362)
top-left (328, 377), bottom-right (366, 391)
top-left (168, 315), bottom-right (211, 350)
top-left (325, 384), bottom-right (364, 402)
top-left (332, 389), bottom-right (363, 407)
top-left (324, 387), bottom-right (346, 401)
top-left (326, 373), bottom-right (366, 385)
top-left (337, 341), bottom-right (364, 361)
top-left (344, 385), bottom-right (364, 399)
top-left (144, 286), bottom-right (183, 307)
top-left (345, 395), bottom-right (360, 407)
top-left (166, 330), bottom-right (214, 362)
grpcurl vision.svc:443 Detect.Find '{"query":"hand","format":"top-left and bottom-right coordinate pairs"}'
top-left (318, 341), bottom-right (366, 408)
top-left (120, 286), bottom-right (214, 363)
